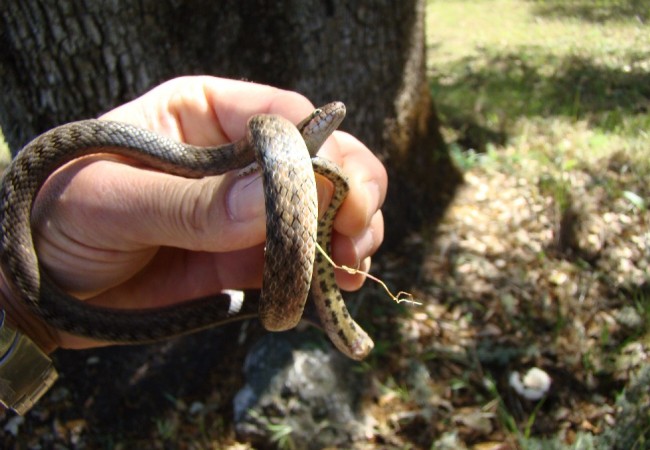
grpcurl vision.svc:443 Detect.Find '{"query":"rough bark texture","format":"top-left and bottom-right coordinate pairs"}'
top-left (0, 3), bottom-right (461, 444)
top-left (0, 0), bottom-right (459, 245)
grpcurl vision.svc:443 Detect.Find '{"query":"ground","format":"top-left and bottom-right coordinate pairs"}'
top-left (0, 0), bottom-right (649, 448)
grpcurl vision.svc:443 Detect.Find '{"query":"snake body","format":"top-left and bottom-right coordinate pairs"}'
top-left (0, 102), bottom-right (373, 360)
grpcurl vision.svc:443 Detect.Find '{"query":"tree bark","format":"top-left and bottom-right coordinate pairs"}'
top-left (0, 0), bottom-right (459, 245)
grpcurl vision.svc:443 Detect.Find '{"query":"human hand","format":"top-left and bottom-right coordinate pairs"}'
top-left (0, 76), bottom-right (387, 352)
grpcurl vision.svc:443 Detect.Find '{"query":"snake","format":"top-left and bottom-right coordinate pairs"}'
top-left (0, 102), bottom-right (374, 360)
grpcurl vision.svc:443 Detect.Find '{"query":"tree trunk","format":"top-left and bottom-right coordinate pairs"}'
top-left (0, 0), bottom-right (459, 245)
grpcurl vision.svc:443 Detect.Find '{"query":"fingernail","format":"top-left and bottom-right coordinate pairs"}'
top-left (227, 174), bottom-right (265, 222)
top-left (316, 179), bottom-right (334, 218)
top-left (351, 228), bottom-right (375, 265)
top-left (365, 180), bottom-right (383, 216)
top-left (359, 256), bottom-right (371, 273)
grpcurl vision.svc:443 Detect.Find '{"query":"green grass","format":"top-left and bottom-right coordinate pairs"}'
top-left (427, 0), bottom-right (650, 179)
top-left (426, 0), bottom-right (649, 447)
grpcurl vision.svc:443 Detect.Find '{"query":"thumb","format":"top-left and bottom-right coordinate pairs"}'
top-left (33, 156), bottom-right (267, 293)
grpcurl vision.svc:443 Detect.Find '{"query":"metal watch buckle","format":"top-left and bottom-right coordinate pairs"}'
top-left (0, 310), bottom-right (58, 415)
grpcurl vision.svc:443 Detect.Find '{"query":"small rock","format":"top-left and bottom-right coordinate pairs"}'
top-left (509, 367), bottom-right (551, 400)
top-left (234, 332), bottom-right (367, 449)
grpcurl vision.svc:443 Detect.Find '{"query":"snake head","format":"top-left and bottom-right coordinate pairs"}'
top-left (297, 102), bottom-right (346, 156)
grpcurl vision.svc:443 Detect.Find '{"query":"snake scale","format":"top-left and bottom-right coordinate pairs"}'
top-left (0, 102), bottom-right (373, 360)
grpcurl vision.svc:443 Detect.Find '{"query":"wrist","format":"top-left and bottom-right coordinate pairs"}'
top-left (0, 277), bottom-right (59, 414)
top-left (0, 276), bottom-right (59, 355)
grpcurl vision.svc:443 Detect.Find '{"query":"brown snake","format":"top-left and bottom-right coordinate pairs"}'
top-left (0, 102), bottom-right (373, 360)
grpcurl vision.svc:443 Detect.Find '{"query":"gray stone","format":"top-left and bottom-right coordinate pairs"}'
top-left (234, 332), bottom-right (367, 449)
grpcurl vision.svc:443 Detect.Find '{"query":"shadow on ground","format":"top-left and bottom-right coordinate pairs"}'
top-left (527, 0), bottom-right (649, 24)
top-left (431, 49), bottom-right (650, 151)
top-left (3, 322), bottom-right (260, 447)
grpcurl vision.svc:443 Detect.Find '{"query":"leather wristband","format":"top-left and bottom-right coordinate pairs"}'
top-left (0, 310), bottom-right (58, 415)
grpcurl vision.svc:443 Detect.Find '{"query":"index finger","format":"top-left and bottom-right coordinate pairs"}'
top-left (100, 76), bottom-right (315, 146)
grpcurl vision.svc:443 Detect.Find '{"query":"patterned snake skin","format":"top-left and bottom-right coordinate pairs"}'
top-left (0, 102), bottom-right (373, 360)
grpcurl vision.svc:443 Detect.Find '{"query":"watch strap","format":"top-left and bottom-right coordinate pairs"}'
top-left (0, 310), bottom-right (58, 415)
